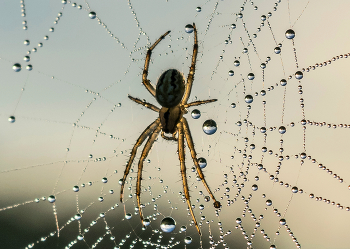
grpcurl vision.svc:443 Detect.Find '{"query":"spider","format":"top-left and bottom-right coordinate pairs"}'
top-left (119, 23), bottom-right (221, 235)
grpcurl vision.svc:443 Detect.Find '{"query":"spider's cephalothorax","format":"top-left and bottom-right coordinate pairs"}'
top-left (120, 23), bottom-right (220, 236)
top-left (156, 69), bottom-right (185, 108)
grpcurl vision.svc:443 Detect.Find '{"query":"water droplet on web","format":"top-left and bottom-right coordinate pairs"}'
top-left (231, 103), bottom-right (236, 108)
top-left (13, 63), bottom-right (21, 72)
top-left (89, 12), bottom-right (96, 19)
top-left (285, 29), bottom-right (295, 39)
top-left (74, 214), bottom-right (81, 220)
top-left (274, 47), bottom-right (281, 54)
top-left (184, 236), bottom-right (192, 244)
top-left (234, 60), bottom-right (240, 66)
top-left (199, 204), bottom-right (204, 210)
top-left (295, 71), bottom-right (303, 79)
top-left (245, 95), bottom-right (253, 103)
top-left (185, 24), bottom-right (194, 33)
top-left (196, 7), bottom-right (201, 12)
top-left (125, 213), bottom-right (132, 220)
top-left (266, 199), bottom-right (272, 206)
top-left (252, 184), bottom-right (258, 191)
top-left (228, 70), bottom-right (234, 76)
top-left (236, 218), bottom-right (242, 224)
top-left (278, 126), bottom-right (286, 134)
top-left (231, 24), bottom-right (236, 29)
top-left (247, 73), bottom-right (255, 80)
top-left (292, 186), bottom-right (298, 193)
top-left (8, 116), bottom-right (15, 123)
top-left (191, 109), bottom-right (201, 119)
top-left (26, 65), bottom-right (32, 71)
top-left (143, 219), bottom-right (150, 226)
top-left (48, 195), bottom-right (56, 203)
top-left (202, 119), bottom-right (217, 135)
top-left (280, 79), bottom-right (287, 86)
top-left (198, 157), bottom-right (207, 168)
top-left (73, 186), bottom-right (79, 192)
top-left (160, 217), bottom-right (176, 233)
top-left (102, 177), bottom-right (108, 183)
top-left (279, 218), bottom-right (286, 225)
top-left (24, 40), bottom-right (30, 45)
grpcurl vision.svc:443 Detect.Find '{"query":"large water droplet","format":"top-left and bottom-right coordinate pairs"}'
top-left (198, 157), bottom-right (207, 168)
top-left (89, 12), bottom-right (96, 19)
top-left (196, 7), bottom-right (201, 12)
top-left (245, 95), bottom-right (253, 104)
top-left (234, 60), bottom-right (240, 66)
top-left (143, 219), bottom-right (151, 226)
top-left (247, 73), bottom-right (255, 80)
top-left (8, 116), bottom-right (15, 123)
top-left (274, 47), bottom-right (281, 54)
top-left (160, 217), bottom-right (176, 233)
top-left (13, 63), bottom-right (21, 72)
top-left (228, 70), bottom-right (234, 76)
top-left (280, 79), bottom-right (287, 86)
top-left (278, 126), bottom-right (286, 134)
top-left (285, 29), bottom-right (295, 39)
top-left (191, 109), bottom-right (201, 119)
top-left (184, 236), bottom-right (192, 244)
top-left (295, 71), bottom-right (303, 80)
top-left (202, 119), bottom-right (217, 135)
top-left (185, 24), bottom-right (194, 33)
top-left (48, 195), bottom-right (56, 203)
top-left (125, 213), bottom-right (132, 220)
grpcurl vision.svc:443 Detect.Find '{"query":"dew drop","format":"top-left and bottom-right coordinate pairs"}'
top-left (278, 126), bottom-right (286, 134)
top-left (13, 63), bottom-right (21, 72)
top-left (160, 217), bottom-right (176, 233)
top-left (266, 199), bottom-right (272, 206)
top-left (236, 218), bottom-right (242, 224)
top-left (143, 219), bottom-right (151, 226)
top-left (292, 186), bottom-right (298, 193)
top-left (125, 213), bottom-right (132, 220)
top-left (48, 195), bottom-right (56, 203)
top-left (191, 109), bottom-right (201, 119)
top-left (196, 7), bottom-right (201, 12)
top-left (184, 236), bottom-right (192, 244)
top-left (252, 184), bottom-right (258, 191)
top-left (185, 24), bottom-right (194, 33)
top-left (245, 95), bottom-right (253, 104)
top-left (73, 186), bottom-right (79, 192)
top-left (274, 47), bottom-right (281, 54)
top-left (285, 29), bottom-right (295, 39)
top-left (228, 70), bottom-right (234, 76)
top-left (26, 65), bottom-right (32, 71)
top-left (198, 157), bottom-right (207, 169)
top-left (231, 103), bottom-right (236, 108)
top-left (202, 119), bottom-right (217, 135)
top-left (295, 71), bottom-right (303, 80)
top-left (247, 73), bottom-right (255, 80)
top-left (279, 218), bottom-right (286, 225)
top-left (89, 11), bottom-right (96, 19)
top-left (8, 116), bottom-right (15, 123)
top-left (280, 79), bottom-right (287, 86)
top-left (234, 60), bottom-right (240, 66)
top-left (24, 40), bottom-right (30, 45)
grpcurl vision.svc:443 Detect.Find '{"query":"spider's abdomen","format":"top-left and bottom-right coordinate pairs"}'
top-left (156, 69), bottom-right (185, 108)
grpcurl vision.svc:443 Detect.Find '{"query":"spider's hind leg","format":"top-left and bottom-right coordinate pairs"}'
top-left (120, 118), bottom-right (161, 203)
top-left (181, 117), bottom-right (221, 209)
top-left (136, 124), bottom-right (161, 227)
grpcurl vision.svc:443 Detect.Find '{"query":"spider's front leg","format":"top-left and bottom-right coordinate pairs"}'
top-left (177, 121), bottom-right (202, 235)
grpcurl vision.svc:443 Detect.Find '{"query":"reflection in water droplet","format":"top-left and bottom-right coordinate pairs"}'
top-left (125, 213), bottom-right (132, 220)
top-left (48, 195), bottom-right (56, 203)
top-left (13, 63), bottom-right (21, 72)
top-left (198, 157), bottom-right (207, 168)
top-left (8, 116), bottom-right (15, 123)
top-left (185, 24), bottom-right (194, 33)
top-left (247, 73), bottom-right (255, 80)
top-left (191, 109), bottom-right (201, 119)
top-left (202, 119), bottom-right (217, 135)
top-left (143, 218), bottom-right (150, 226)
top-left (24, 40), bottom-right (30, 45)
top-left (160, 217), bottom-right (176, 233)
top-left (245, 95), bottom-right (253, 104)
top-left (266, 199), bottom-right (272, 206)
top-left (279, 126), bottom-right (286, 134)
top-left (231, 103), bottom-right (236, 108)
top-left (26, 65), bottom-right (33, 71)
top-left (295, 71), bottom-right (303, 80)
top-left (236, 218), bottom-right (242, 224)
top-left (73, 186), bottom-right (79, 192)
top-left (228, 70), bottom-right (234, 76)
top-left (285, 29), bottom-right (295, 39)
top-left (252, 184), bottom-right (258, 191)
top-left (234, 60), bottom-right (240, 66)
top-left (89, 12), bottom-right (96, 19)
top-left (184, 236), bottom-right (192, 244)
top-left (280, 79), bottom-right (287, 86)
top-left (196, 7), bottom-right (201, 12)
top-left (274, 47), bottom-right (281, 54)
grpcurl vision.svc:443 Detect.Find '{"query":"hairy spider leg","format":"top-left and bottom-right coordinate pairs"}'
top-left (177, 121), bottom-right (201, 235)
top-left (182, 23), bottom-right (198, 105)
top-left (120, 118), bottom-right (161, 202)
top-left (128, 95), bottom-right (160, 112)
top-left (182, 117), bottom-right (221, 208)
top-left (136, 125), bottom-right (162, 227)
top-left (183, 99), bottom-right (218, 108)
top-left (142, 30), bottom-right (171, 97)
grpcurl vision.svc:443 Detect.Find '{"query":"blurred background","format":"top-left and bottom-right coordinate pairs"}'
top-left (0, 0), bottom-right (350, 248)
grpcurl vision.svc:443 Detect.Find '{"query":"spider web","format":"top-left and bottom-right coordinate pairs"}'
top-left (0, 0), bottom-right (349, 249)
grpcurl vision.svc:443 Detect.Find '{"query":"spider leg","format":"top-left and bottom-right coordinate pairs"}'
top-left (136, 124), bottom-right (162, 227)
top-left (177, 121), bottom-right (201, 235)
top-left (143, 30), bottom-right (171, 97)
top-left (181, 23), bottom-right (198, 105)
top-left (120, 118), bottom-right (161, 202)
top-left (181, 117), bottom-right (221, 209)
top-left (128, 95), bottom-right (160, 112)
top-left (183, 99), bottom-right (217, 108)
